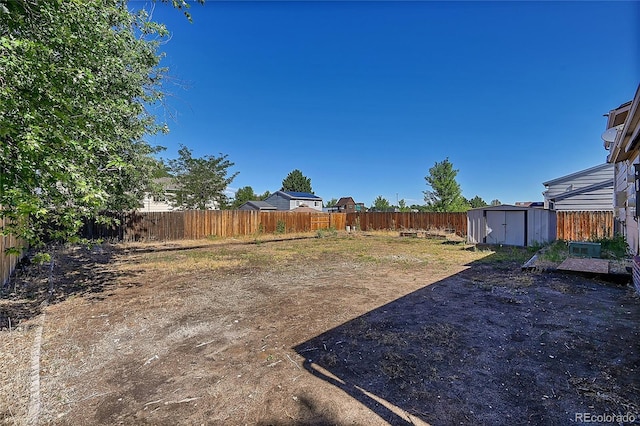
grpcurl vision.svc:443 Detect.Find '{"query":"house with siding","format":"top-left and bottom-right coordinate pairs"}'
top-left (138, 177), bottom-right (219, 212)
top-left (138, 177), bottom-right (180, 212)
top-left (604, 84), bottom-right (640, 255)
top-left (326, 197), bottom-right (366, 213)
top-left (542, 164), bottom-right (614, 211)
top-left (238, 201), bottom-right (277, 211)
top-left (264, 191), bottom-right (323, 212)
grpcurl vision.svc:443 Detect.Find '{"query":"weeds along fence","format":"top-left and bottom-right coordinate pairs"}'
top-left (556, 210), bottom-right (614, 241)
top-left (345, 212), bottom-right (468, 236)
top-left (82, 210), bottom-right (347, 242)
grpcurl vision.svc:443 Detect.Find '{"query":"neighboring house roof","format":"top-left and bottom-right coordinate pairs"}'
top-left (542, 163), bottom-right (613, 187)
top-left (607, 84), bottom-right (640, 163)
top-left (336, 197), bottom-right (355, 206)
top-left (239, 201), bottom-right (277, 210)
top-left (276, 191), bottom-right (322, 200)
top-left (291, 206), bottom-right (325, 213)
top-left (546, 179), bottom-right (614, 202)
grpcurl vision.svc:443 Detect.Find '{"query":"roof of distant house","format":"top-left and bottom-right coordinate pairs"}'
top-left (240, 200), bottom-right (277, 210)
top-left (275, 191), bottom-right (322, 200)
top-left (336, 197), bottom-right (355, 206)
top-left (291, 206), bottom-right (324, 213)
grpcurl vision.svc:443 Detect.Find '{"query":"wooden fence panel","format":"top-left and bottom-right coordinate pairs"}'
top-left (330, 213), bottom-right (346, 231)
top-left (0, 212), bottom-right (27, 286)
top-left (345, 212), bottom-right (468, 236)
top-left (82, 211), bottom-right (346, 242)
top-left (556, 211), bottom-right (613, 241)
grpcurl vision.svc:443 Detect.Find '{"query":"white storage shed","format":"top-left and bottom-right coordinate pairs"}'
top-left (467, 205), bottom-right (557, 247)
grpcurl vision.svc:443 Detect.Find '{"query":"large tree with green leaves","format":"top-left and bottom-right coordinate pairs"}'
top-left (230, 186), bottom-right (258, 209)
top-left (281, 169), bottom-right (313, 193)
top-left (167, 146), bottom-right (238, 210)
top-left (371, 196), bottom-right (391, 212)
top-left (0, 0), bottom-right (198, 252)
top-left (423, 158), bottom-right (467, 212)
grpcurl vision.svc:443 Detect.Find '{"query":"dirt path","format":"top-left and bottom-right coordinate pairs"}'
top-left (1, 233), bottom-right (639, 425)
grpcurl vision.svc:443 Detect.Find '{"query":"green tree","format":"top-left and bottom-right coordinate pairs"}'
top-left (258, 190), bottom-right (271, 201)
top-left (281, 169), bottom-right (313, 193)
top-left (398, 199), bottom-right (412, 212)
top-left (410, 204), bottom-right (429, 212)
top-left (0, 0), bottom-right (199, 251)
top-left (167, 146), bottom-right (238, 210)
top-left (423, 158), bottom-right (467, 212)
top-left (325, 198), bottom-right (338, 208)
top-left (230, 186), bottom-right (257, 209)
top-left (490, 199), bottom-right (502, 206)
top-left (371, 196), bottom-right (391, 212)
top-left (468, 195), bottom-right (488, 209)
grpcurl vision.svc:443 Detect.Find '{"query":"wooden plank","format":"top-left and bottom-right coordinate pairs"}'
top-left (557, 258), bottom-right (609, 274)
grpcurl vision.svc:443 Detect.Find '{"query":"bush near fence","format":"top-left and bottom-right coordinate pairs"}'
top-left (346, 212), bottom-right (468, 236)
top-left (82, 210), bottom-right (347, 242)
top-left (556, 211), bottom-right (614, 241)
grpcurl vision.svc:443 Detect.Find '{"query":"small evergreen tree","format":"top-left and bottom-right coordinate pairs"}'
top-left (423, 158), bottom-right (467, 212)
top-left (281, 169), bottom-right (313, 193)
top-left (468, 195), bottom-right (488, 209)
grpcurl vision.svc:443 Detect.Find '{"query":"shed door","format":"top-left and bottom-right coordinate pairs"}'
top-left (485, 211), bottom-right (525, 246)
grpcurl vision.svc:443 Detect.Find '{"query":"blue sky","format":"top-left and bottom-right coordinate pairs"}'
top-left (146, 1), bottom-right (639, 207)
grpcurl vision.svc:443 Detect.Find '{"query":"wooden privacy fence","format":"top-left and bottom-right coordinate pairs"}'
top-left (556, 211), bottom-right (614, 241)
top-left (345, 212), bottom-right (468, 236)
top-left (1, 212), bottom-right (27, 286)
top-left (82, 210), bottom-right (347, 242)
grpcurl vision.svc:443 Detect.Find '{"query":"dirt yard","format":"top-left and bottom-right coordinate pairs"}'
top-left (1, 232), bottom-right (639, 425)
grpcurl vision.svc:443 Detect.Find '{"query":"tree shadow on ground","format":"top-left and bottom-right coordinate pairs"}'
top-left (294, 250), bottom-right (640, 425)
top-left (0, 244), bottom-right (141, 329)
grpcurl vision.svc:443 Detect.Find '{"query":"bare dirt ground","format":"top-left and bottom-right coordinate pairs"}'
top-left (1, 231), bottom-right (639, 425)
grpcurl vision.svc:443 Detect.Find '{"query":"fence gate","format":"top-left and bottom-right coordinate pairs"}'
top-left (311, 214), bottom-right (330, 231)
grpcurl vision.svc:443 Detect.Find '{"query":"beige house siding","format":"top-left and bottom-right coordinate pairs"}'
top-left (604, 84), bottom-right (640, 254)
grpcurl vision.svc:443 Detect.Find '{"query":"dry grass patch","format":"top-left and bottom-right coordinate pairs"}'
top-left (0, 326), bottom-right (36, 424)
top-left (8, 230), bottom-right (631, 426)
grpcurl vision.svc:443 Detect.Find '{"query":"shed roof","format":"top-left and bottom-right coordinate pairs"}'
top-left (467, 204), bottom-right (541, 212)
top-left (291, 206), bottom-right (325, 213)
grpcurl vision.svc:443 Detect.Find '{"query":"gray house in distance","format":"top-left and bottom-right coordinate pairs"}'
top-left (264, 191), bottom-right (323, 212)
top-left (238, 201), bottom-right (277, 211)
top-left (542, 163), bottom-right (614, 211)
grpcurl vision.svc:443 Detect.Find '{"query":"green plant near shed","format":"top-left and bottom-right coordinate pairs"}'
top-left (593, 235), bottom-right (629, 259)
